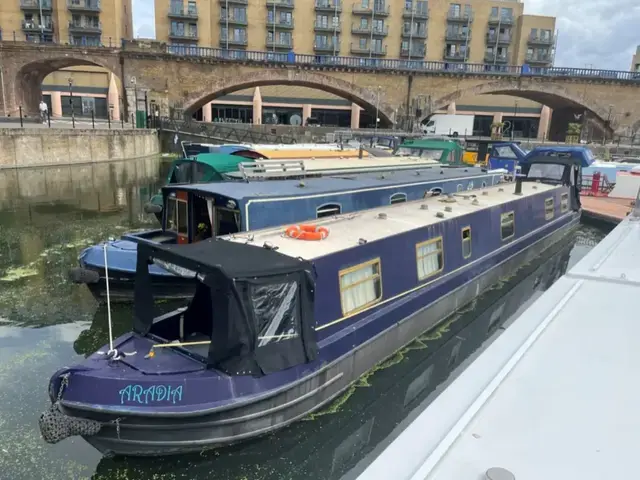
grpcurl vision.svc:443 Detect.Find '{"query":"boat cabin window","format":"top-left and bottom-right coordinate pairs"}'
top-left (461, 227), bottom-right (472, 259)
top-left (390, 193), bottom-right (407, 204)
top-left (339, 259), bottom-right (382, 315)
top-left (166, 196), bottom-right (188, 236)
top-left (467, 181), bottom-right (474, 190)
top-left (171, 162), bottom-right (215, 184)
top-left (544, 197), bottom-right (555, 220)
top-left (493, 146), bottom-right (518, 158)
top-left (416, 237), bottom-right (444, 281)
top-left (317, 203), bottom-right (342, 218)
top-left (560, 193), bottom-right (569, 213)
top-left (500, 211), bottom-right (515, 240)
top-left (457, 184), bottom-right (463, 192)
top-left (526, 163), bottom-right (565, 182)
top-left (251, 282), bottom-right (301, 347)
top-left (215, 208), bottom-right (241, 236)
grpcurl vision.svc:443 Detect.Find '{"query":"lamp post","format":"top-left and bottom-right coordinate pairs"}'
top-left (374, 85), bottom-right (381, 133)
top-left (511, 100), bottom-right (518, 141)
top-left (38, 0), bottom-right (44, 43)
top-left (68, 78), bottom-right (75, 128)
top-left (131, 76), bottom-right (138, 127)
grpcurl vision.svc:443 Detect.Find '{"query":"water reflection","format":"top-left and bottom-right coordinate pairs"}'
top-left (0, 157), bottom-right (609, 480)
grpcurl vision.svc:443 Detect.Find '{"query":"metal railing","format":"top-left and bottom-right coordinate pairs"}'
top-left (402, 7), bottom-right (428, 18)
top-left (402, 27), bottom-right (427, 38)
top-left (266, 0), bottom-right (294, 7)
top-left (528, 35), bottom-right (554, 45)
top-left (314, 21), bottom-right (340, 31)
top-left (352, 2), bottom-right (389, 15)
top-left (169, 30), bottom-right (198, 39)
top-left (68, 21), bottom-right (102, 32)
top-left (20, 0), bottom-right (52, 8)
top-left (315, 0), bottom-right (342, 10)
top-left (266, 18), bottom-right (294, 28)
top-left (350, 43), bottom-right (386, 55)
top-left (486, 33), bottom-right (511, 43)
top-left (447, 12), bottom-right (473, 22)
top-left (22, 21), bottom-right (54, 31)
top-left (351, 24), bottom-right (388, 35)
top-left (168, 5), bottom-right (198, 18)
top-left (445, 31), bottom-right (470, 41)
top-left (488, 15), bottom-right (513, 25)
top-left (67, 0), bottom-right (101, 12)
top-left (220, 14), bottom-right (248, 25)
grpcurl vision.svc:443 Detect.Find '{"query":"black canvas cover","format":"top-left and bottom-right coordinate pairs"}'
top-left (134, 239), bottom-right (317, 376)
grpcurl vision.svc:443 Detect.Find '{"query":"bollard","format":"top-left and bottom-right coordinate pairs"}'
top-left (107, 112), bottom-right (111, 129)
top-left (47, 109), bottom-right (51, 128)
top-left (121, 114), bottom-right (124, 129)
top-left (91, 109), bottom-right (95, 129)
top-left (131, 113), bottom-right (135, 128)
top-left (514, 176), bottom-right (523, 195)
top-left (19, 105), bottom-right (23, 128)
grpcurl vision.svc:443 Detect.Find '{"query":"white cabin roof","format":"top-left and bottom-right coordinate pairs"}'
top-left (355, 209), bottom-right (640, 480)
top-left (222, 182), bottom-right (557, 260)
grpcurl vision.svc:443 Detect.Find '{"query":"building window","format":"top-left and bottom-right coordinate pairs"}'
top-left (461, 226), bottom-right (471, 259)
top-left (544, 197), bottom-right (554, 220)
top-left (316, 203), bottom-right (341, 218)
top-left (500, 211), bottom-right (515, 240)
top-left (339, 259), bottom-right (382, 315)
top-left (561, 193), bottom-right (569, 213)
top-left (390, 193), bottom-right (407, 204)
top-left (416, 237), bottom-right (444, 281)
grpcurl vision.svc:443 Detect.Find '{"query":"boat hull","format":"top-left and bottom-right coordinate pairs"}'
top-left (61, 211), bottom-right (579, 456)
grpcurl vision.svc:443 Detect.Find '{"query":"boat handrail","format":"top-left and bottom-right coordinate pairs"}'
top-left (238, 159), bottom-right (307, 180)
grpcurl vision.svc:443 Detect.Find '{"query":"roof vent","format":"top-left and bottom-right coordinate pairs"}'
top-left (462, 195), bottom-right (470, 200)
top-left (377, 212), bottom-right (387, 219)
top-left (420, 204), bottom-right (429, 210)
top-left (358, 238), bottom-right (368, 245)
top-left (263, 242), bottom-right (279, 251)
top-left (482, 191), bottom-right (489, 195)
top-left (436, 211), bottom-right (445, 218)
top-left (498, 187), bottom-right (504, 192)
top-left (378, 174), bottom-right (386, 179)
top-left (415, 171), bottom-right (421, 176)
top-left (297, 181), bottom-right (306, 188)
top-left (472, 198), bottom-right (480, 205)
top-left (444, 206), bottom-right (453, 212)
top-left (532, 185), bottom-right (538, 189)
top-left (440, 170), bottom-right (444, 174)
top-left (485, 467), bottom-right (515, 480)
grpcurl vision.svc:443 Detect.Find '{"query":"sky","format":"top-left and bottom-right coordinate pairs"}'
top-left (131, 0), bottom-right (639, 71)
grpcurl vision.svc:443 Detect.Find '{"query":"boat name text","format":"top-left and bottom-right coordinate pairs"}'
top-left (119, 384), bottom-right (183, 405)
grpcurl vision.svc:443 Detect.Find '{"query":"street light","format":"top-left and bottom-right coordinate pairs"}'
top-left (374, 86), bottom-right (381, 133)
top-left (68, 77), bottom-right (75, 128)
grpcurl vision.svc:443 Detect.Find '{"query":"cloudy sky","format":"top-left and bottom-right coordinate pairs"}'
top-left (132, 0), bottom-right (639, 70)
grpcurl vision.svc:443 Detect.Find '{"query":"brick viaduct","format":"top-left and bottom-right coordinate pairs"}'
top-left (1, 40), bottom-right (640, 138)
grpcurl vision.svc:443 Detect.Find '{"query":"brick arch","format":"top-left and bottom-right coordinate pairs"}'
top-left (421, 79), bottom-right (614, 134)
top-left (14, 50), bottom-right (121, 115)
top-left (178, 70), bottom-right (395, 126)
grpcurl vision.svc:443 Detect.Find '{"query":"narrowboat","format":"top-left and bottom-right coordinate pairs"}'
top-left (71, 166), bottom-right (504, 302)
top-left (145, 152), bottom-right (449, 223)
top-left (394, 138), bottom-right (467, 166)
top-left (182, 142), bottom-right (374, 160)
top-left (41, 151), bottom-right (584, 456)
top-left (464, 139), bottom-right (527, 169)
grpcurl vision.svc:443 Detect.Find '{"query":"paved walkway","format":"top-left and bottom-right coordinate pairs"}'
top-left (0, 117), bottom-right (137, 130)
top-left (581, 196), bottom-right (633, 224)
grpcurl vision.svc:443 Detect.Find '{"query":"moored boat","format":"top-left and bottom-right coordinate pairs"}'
top-left (41, 151), bottom-right (584, 457)
top-left (71, 167), bottom-right (504, 302)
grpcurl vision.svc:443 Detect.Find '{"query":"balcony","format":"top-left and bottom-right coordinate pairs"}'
top-left (314, 21), bottom-right (341, 32)
top-left (67, 0), bottom-right (101, 13)
top-left (266, 37), bottom-right (293, 49)
top-left (220, 35), bottom-right (248, 47)
top-left (351, 24), bottom-right (388, 36)
top-left (218, 0), bottom-right (248, 4)
top-left (315, 0), bottom-right (341, 12)
top-left (447, 12), bottom-right (473, 23)
top-left (525, 53), bottom-right (552, 64)
top-left (266, 18), bottom-right (295, 29)
top-left (168, 6), bottom-right (197, 20)
top-left (488, 15), bottom-right (514, 26)
top-left (484, 52), bottom-right (509, 63)
top-left (314, 41), bottom-right (339, 53)
top-left (486, 33), bottom-right (511, 44)
top-left (528, 34), bottom-right (554, 46)
top-left (169, 29), bottom-right (198, 41)
top-left (402, 7), bottom-right (428, 19)
top-left (352, 3), bottom-right (389, 16)
top-left (220, 14), bottom-right (248, 26)
top-left (68, 21), bottom-right (102, 34)
top-left (401, 27), bottom-right (427, 39)
top-left (22, 20), bottom-right (54, 33)
top-left (443, 49), bottom-right (467, 61)
top-left (20, 0), bottom-right (52, 11)
top-left (266, 0), bottom-right (294, 9)
top-left (400, 45), bottom-right (425, 58)
top-left (350, 43), bottom-right (387, 56)
top-left (445, 30), bottom-right (470, 42)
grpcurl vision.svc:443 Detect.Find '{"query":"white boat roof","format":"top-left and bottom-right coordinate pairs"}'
top-left (222, 181), bottom-right (557, 260)
top-left (355, 207), bottom-right (640, 480)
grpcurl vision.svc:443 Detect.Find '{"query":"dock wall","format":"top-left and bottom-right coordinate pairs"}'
top-left (0, 129), bottom-right (160, 168)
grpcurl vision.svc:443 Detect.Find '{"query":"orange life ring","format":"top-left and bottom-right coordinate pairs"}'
top-left (284, 224), bottom-right (330, 241)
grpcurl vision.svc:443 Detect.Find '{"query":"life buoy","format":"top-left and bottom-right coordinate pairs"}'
top-left (284, 224), bottom-right (330, 241)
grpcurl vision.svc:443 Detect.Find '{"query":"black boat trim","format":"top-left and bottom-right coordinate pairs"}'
top-left (61, 212), bottom-right (579, 419)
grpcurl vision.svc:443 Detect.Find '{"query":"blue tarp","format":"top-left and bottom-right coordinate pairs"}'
top-left (521, 146), bottom-right (595, 168)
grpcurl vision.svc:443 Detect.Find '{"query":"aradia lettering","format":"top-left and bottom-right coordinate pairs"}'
top-left (119, 384), bottom-right (184, 405)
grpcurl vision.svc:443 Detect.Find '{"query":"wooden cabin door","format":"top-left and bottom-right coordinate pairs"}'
top-left (176, 191), bottom-right (189, 244)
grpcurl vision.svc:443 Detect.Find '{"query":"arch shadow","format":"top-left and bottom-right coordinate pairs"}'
top-left (177, 70), bottom-right (395, 127)
top-left (16, 56), bottom-right (122, 115)
top-left (422, 80), bottom-right (615, 135)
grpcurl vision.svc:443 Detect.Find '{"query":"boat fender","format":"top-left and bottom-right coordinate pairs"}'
top-left (144, 203), bottom-right (163, 214)
top-left (68, 267), bottom-right (100, 284)
top-left (39, 403), bottom-right (102, 444)
top-left (284, 224), bottom-right (330, 241)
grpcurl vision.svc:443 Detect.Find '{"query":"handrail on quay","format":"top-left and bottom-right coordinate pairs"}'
top-left (0, 39), bottom-right (639, 82)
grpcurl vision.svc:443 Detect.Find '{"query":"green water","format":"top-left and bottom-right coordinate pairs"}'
top-left (0, 159), bottom-right (608, 479)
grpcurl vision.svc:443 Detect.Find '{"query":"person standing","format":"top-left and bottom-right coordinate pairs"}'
top-left (39, 99), bottom-right (48, 124)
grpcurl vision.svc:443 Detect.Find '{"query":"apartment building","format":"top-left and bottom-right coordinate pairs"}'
top-left (0, 0), bottom-right (133, 118)
top-left (632, 46), bottom-right (640, 72)
top-left (156, 0), bottom-right (556, 135)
